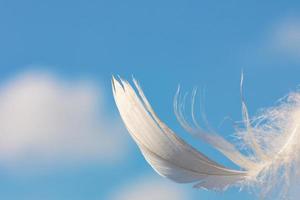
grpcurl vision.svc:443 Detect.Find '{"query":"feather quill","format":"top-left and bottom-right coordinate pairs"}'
top-left (112, 76), bottom-right (300, 198)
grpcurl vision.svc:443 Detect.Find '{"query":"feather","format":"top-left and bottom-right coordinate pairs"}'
top-left (112, 77), bottom-right (246, 190)
top-left (112, 76), bottom-right (300, 199)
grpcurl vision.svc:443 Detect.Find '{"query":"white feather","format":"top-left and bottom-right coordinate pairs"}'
top-left (112, 77), bottom-right (300, 198)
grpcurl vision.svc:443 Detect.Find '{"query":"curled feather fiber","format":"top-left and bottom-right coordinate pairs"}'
top-left (112, 76), bottom-right (300, 199)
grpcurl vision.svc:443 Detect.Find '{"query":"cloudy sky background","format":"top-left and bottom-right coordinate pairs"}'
top-left (1, 1), bottom-right (300, 199)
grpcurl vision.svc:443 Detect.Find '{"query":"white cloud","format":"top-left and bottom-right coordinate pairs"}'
top-left (110, 175), bottom-right (191, 200)
top-left (268, 17), bottom-right (300, 59)
top-left (0, 71), bottom-right (126, 170)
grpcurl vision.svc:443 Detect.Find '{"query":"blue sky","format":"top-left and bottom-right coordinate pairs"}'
top-left (1, 0), bottom-right (300, 199)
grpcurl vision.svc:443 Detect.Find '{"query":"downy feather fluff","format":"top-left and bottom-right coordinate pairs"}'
top-left (112, 76), bottom-right (300, 199)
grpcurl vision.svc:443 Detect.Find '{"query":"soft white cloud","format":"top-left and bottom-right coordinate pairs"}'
top-left (242, 17), bottom-right (300, 66)
top-left (0, 71), bottom-right (126, 169)
top-left (110, 175), bottom-right (191, 200)
top-left (268, 17), bottom-right (300, 59)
